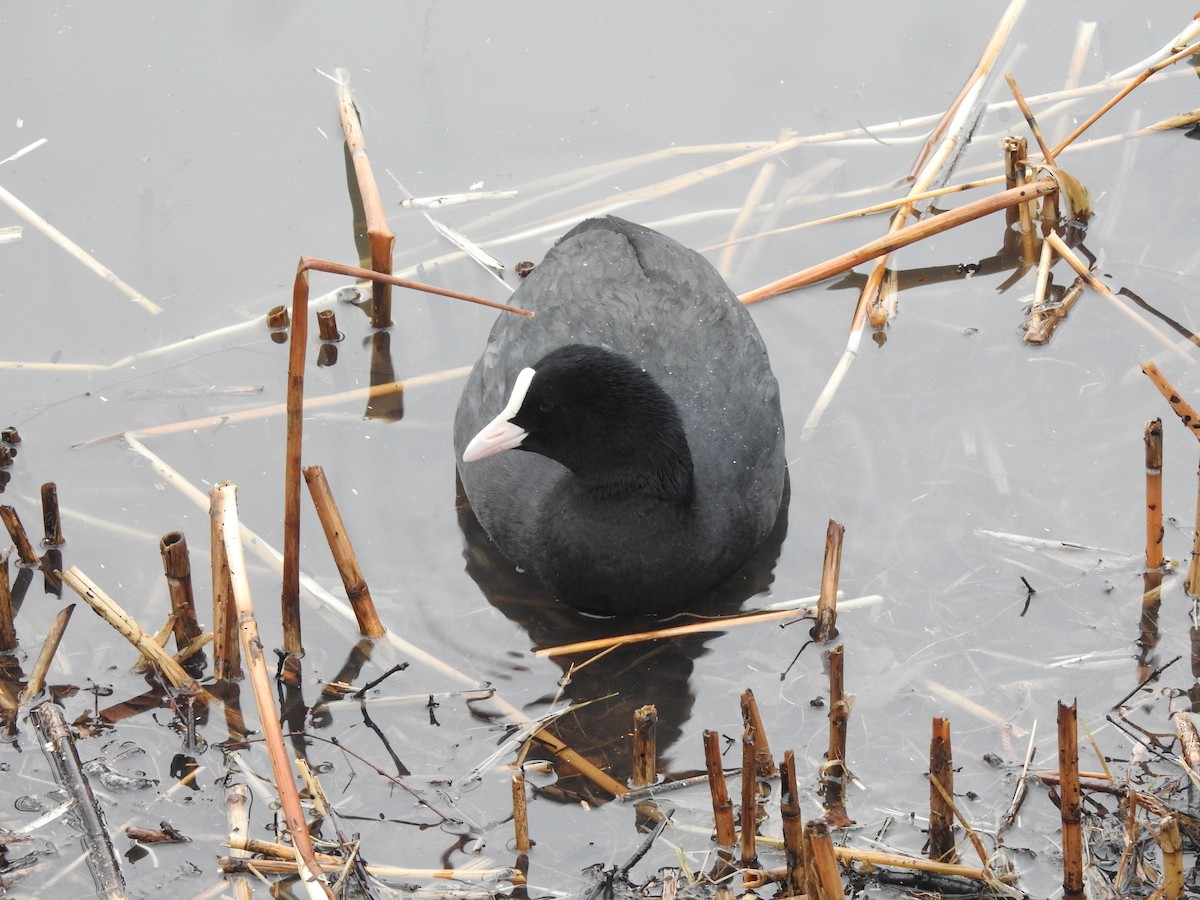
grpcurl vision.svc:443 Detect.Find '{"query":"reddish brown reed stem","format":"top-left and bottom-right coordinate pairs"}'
top-left (160, 532), bottom-right (204, 650)
top-left (0, 552), bottom-right (13, 653)
top-left (0, 506), bottom-right (39, 566)
top-left (804, 819), bottom-right (845, 898)
top-left (929, 717), bottom-right (958, 864)
top-left (1145, 419), bottom-right (1164, 571)
top-left (823, 645), bottom-right (854, 828)
top-left (266, 305), bottom-right (290, 329)
top-left (40, 483), bottom-right (63, 546)
top-left (1057, 701), bottom-right (1084, 900)
top-left (740, 688), bottom-right (777, 777)
top-left (632, 705), bottom-right (658, 788)
top-left (739, 724), bottom-right (758, 867)
top-left (1190, 456), bottom-right (1200, 598)
top-left (336, 70), bottom-right (395, 328)
top-left (316, 309), bottom-right (339, 341)
top-left (302, 465), bottom-right (386, 638)
top-left (780, 750), bottom-right (806, 895)
top-left (1141, 361), bottom-right (1200, 441)
top-left (703, 729), bottom-right (736, 848)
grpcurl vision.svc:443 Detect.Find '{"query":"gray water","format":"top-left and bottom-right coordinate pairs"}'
top-left (2, 3), bottom-right (1199, 897)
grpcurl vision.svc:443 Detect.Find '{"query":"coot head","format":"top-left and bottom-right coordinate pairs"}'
top-left (463, 343), bottom-right (693, 502)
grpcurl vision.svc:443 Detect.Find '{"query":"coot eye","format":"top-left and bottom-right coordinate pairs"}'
top-left (539, 400), bottom-right (555, 413)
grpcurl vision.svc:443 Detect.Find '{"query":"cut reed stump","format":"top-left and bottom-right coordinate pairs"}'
top-left (804, 820), bottom-right (845, 899)
top-left (159, 532), bottom-right (204, 652)
top-left (302, 465), bottom-right (385, 638)
top-left (1145, 419), bottom-right (1164, 570)
top-left (33, 700), bottom-right (126, 899)
top-left (780, 750), bottom-right (807, 895)
top-left (822, 645), bottom-right (854, 827)
top-left (40, 483), bottom-right (63, 546)
top-left (928, 717), bottom-right (958, 864)
top-left (631, 704), bottom-right (658, 788)
top-left (740, 688), bottom-right (777, 778)
top-left (0, 506), bottom-right (39, 566)
top-left (209, 486), bottom-right (242, 680)
top-left (739, 723), bottom-right (759, 867)
top-left (703, 729), bottom-right (736, 849)
top-left (1057, 701), bottom-right (1084, 900)
top-left (0, 551), bottom-right (14, 652)
top-left (512, 770), bottom-right (531, 852)
top-left (813, 519), bottom-right (844, 642)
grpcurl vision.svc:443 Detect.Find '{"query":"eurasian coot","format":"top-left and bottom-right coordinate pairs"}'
top-left (454, 216), bottom-right (784, 616)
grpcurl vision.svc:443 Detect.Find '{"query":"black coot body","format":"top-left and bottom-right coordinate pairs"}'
top-left (454, 216), bottom-right (785, 616)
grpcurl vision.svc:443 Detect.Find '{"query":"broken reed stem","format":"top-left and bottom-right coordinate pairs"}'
top-left (740, 688), bottom-right (777, 777)
top-left (32, 701), bottom-right (128, 896)
top-left (1158, 815), bottom-right (1184, 899)
top-left (703, 729), bottom-right (737, 848)
top-left (0, 552), bottom-right (13, 652)
top-left (1172, 709), bottom-right (1200, 777)
top-left (1145, 419), bottom-right (1164, 571)
top-left (814, 519), bottom-right (844, 642)
top-left (823, 644), bottom-right (853, 828)
top-left (131, 615), bottom-right (176, 675)
top-left (159, 532), bottom-right (204, 650)
top-left (282, 259), bottom-right (532, 652)
top-left (632, 705), bottom-right (658, 788)
top-left (335, 68), bottom-right (395, 327)
top-left (316, 309), bottom-right (339, 341)
top-left (928, 717), bottom-right (958, 864)
top-left (740, 180), bottom-right (1057, 305)
top-left (1046, 233), bottom-right (1189, 361)
top-left (1141, 361), bottom-right (1200, 441)
top-left (224, 783), bottom-right (253, 900)
top-left (0, 506), bottom-right (39, 566)
top-left (1005, 137), bottom-right (1037, 266)
top-left (1006, 75), bottom-right (1056, 164)
top-left (302, 466), bottom-right (385, 638)
top-left (739, 724), bottom-right (758, 867)
top-left (61, 567), bottom-right (201, 695)
top-left (1052, 39), bottom-right (1200, 158)
top-left (215, 481), bottom-right (334, 899)
top-left (218, 851), bottom-right (522, 884)
top-left (18, 604), bottom-right (74, 704)
top-left (40, 483), bottom-right (63, 546)
top-left (804, 820), bottom-right (845, 899)
top-left (209, 486), bottom-right (241, 680)
top-left (512, 770), bottom-right (531, 852)
top-left (1057, 701), bottom-right (1084, 900)
top-left (780, 750), bottom-right (806, 896)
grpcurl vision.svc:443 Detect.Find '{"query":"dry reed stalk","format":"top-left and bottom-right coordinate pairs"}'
top-left (1004, 137), bottom-right (1037, 266)
top-left (740, 688), bottom-right (777, 778)
top-left (283, 259), bottom-right (530, 652)
top-left (209, 486), bottom-right (241, 680)
top-left (822, 645), bottom-right (853, 828)
top-left (302, 466), bottom-right (385, 638)
top-left (703, 729), bottom-right (736, 848)
top-left (738, 724), bottom-right (759, 867)
top-left (632, 705), bottom-right (658, 788)
top-left (0, 551), bottom-right (13, 652)
top-left (40, 483), bottom-right (63, 546)
top-left (0, 506), bottom-right (39, 566)
top-left (1186, 464), bottom-right (1200, 596)
top-left (335, 69), bottom-right (395, 327)
top-left (0, 183), bottom-right (160, 315)
top-left (32, 701), bottom-right (127, 898)
top-left (130, 615), bottom-right (175, 675)
top-left (780, 750), bottom-right (806, 895)
top-left (1026, 275), bottom-right (1088, 345)
top-left (740, 180), bottom-right (1057, 307)
top-left (1145, 419), bottom-right (1165, 570)
top-left (813, 519), bottom-right (844, 642)
top-left (1157, 815), bottom-right (1184, 899)
top-left (929, 717), bottom-right (957, 864)
top-left (1141, 361), bottom-right (1200, 440)
top-left (1172, 709), bottom-right (1200, 777)
top-left (718, 160), bottom-right (777, 279)
top-left (316, 309), bottom-right (339, 341)
top-left (1052, 39), bottom-right (1200, 158)
top-left (159, 532), bottom-right (204, 651)
top-left (535, 595), bottom-right (881, 657)
top-left (17, 604), bottom-right (74, 705)
top-left (1006, 75), bottom-right (1056, 164)
top-left (803, 820), bottom-right (844, 900)
top-left (61, 568), bottom-right (201, 695)
top-left (1045, 233), bottom-right (1188, 360)
top-left (77, 367), bottom-right (468, 449)
top-left (512, 770), bottom-right (531, 852)
top-left (218, 852), bottom-right (522, 884)
top-left (214, 482), bottom-right (334, 899)
top-left (1057, 701), bottom-right (1084, 899)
